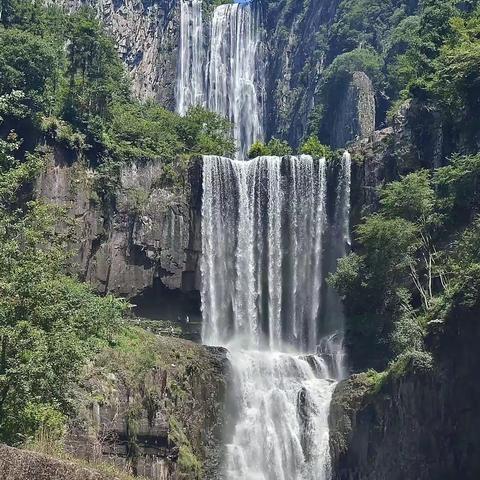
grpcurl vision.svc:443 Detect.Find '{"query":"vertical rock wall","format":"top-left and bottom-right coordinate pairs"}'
top-left (35, 146), bottom-right (203, 306)
top-left (332, 72), bottom-right (376, 148)
top-left (262, 0), bottom-right (340, 147)
top-left (329, 312), bottom-right (480, 480)
top-left (50, 0), bottom-right (180, 106)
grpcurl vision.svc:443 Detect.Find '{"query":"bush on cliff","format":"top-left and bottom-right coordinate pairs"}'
top-left (329, 155), bottom-right (480, 369)
top-left (0, 137), bottom-right (128, 445)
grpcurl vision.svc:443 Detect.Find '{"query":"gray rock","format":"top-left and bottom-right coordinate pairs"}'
top-left (48, 0), bottom-right (180, 106)
top-left (35, 147), bottom-right (202, 301)
top-left (332, 72), bottom-right (376, 148)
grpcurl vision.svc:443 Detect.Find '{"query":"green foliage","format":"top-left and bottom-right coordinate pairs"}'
top-left (248, 140), bottom-right (270, 159)
top-left (331, 153), bottom-right (480, 369)
top-left (429, 7), bottom-right (480, 116)
top-left (0, 19), bottom-right (133, 442)
top-left (329, 0), bottom-right (410, 54)
top-left (324, 48), bottom-right (383, 88)
top-left (61, 7), bottom-right (129, 139)
top-left (247, 138), bottom-right (293, 158)
top-left (0, 28), bottom-right (57, 114)
top-left (379, 170), bottom-right (438, 225)
top-left (0, 0), bottom-right (234, 201)
top-left (434, 153), bottom-right (480, 218)
top-left (299, 135), bottom-right (333, 159)
top-left (266, 137), bottom-right (293, 156)
top-left (0, 202), bottom-right (128, 444)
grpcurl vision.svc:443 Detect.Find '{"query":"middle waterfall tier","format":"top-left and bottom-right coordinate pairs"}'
top-left (201, 155), bottom-right (351, 353)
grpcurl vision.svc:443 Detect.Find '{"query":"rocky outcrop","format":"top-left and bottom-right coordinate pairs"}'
top-left (332, 72), bottom-right (376, 148)
top-left (329, 304), bottom-right (480, 479)
top-left (35, 146), bottom-right (202, 311)
top-left (68, 333), bottom-right (230, 480)
top-left (349, 99), bottom-right (450, 232)
top-left (0, 444), bottom-right (118, 480)
top-left (50, 0), bottom-right (180, 106)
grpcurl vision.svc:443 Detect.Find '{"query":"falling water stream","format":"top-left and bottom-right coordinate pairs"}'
top-left (177, 0), bottom-right (264, 158)
top-left (177, 2), bottom-right (351, 478)
top-left (201, 154), bottom-right (351, 479)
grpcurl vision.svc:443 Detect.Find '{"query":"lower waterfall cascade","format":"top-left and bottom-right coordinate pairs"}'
top-left (201, 153), bottom-right (351, 479)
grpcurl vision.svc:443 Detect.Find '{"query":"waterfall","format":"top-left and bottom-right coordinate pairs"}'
top-left (225, 351), bottom-right (334, 480)
top-left (207, 3), bottom-right (264, 159)
top-left (201, 155), bottom-right (330, 351)
top-left (177, 0), bottom-right (205, 115)
top-left (176, 1), bottom-right (264, 158)
top-left (201, 154), bottom-right (352, 479)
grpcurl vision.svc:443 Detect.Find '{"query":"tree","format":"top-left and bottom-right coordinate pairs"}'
top-left (248, 140), bottom-right (270, 159)
top-left (266, 137), bottom-right (293, 157)
top-left (62, 7), bottom-right (128, 135)
top-left (299, 135), bottom-right (332, 158)
top-left (0, 29), bottom-right (56, 114)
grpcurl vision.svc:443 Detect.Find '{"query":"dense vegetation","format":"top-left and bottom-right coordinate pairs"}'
top-left (330, 154), bottom-right (480, 371)
top-left (248, 135), bottom-right (334, 159)
top-left (0, 0), bottom-right (234, 450)
top-left (323, 0), bottom-right (480, 374)
top-left (0, 1), bottom-right (234, 164)
top-left (311, 0), bottom-right (480, 145)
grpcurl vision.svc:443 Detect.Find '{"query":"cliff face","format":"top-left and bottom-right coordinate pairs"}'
top-left (51, 0), bottom-right (375, 150)
top-left (262, 0), bottom-right (339, 147)
top-left (51, 0), bottom-right (179, 106)
top-left (332, 72), bottom-right (376, 148)
top-left (67, 335), bottom-right (230, 480)
top-left (329, 310), bottom-right (480, 480)
top-left (35, 146), bottom-right (202, 317)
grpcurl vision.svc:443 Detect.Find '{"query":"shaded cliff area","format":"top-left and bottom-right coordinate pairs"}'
top-left (35, 145), bottom-right (203, 324)
top-left (330, 309), bottom-right (480, 480)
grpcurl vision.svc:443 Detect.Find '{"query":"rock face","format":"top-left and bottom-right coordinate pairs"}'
top-left (47, 0), bottom-right (380, 150)
top-left (35, 146), bottom-right (202, 315)
top-left (329, 312), bottom-right (480, 480)
top-left (332, 72), bottom-right (376, 148)
top-left (262, 0), bottom-right (340, 147)
top-left (50, 0), bottom-right (179, 106)
top-left (68, 334), bottom-right (230, 480)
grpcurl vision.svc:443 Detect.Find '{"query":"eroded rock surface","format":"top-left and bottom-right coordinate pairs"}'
top-left (49, 0), bottom-right (179, 106)
top-left (35, 146), bottom-right (202, 304)
top-left (68, 334), bottom-right (230, 480)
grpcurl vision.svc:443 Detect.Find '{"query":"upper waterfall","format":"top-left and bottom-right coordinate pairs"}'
top-left (207, 3), bottom-right (264, 159)
top-left (176, 0), bottom-right (264, 158)
top-left (177, 0), bottom-right (205, 115)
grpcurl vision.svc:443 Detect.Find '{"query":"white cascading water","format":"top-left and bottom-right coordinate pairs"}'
top-left (206, 3), bottom-right (264, 159)
top-left (201, 154), bottom-right (352, 479)
top-left (177, 0), bottom-right (205, 115)
top-left (176, 0), bottom-right (264, 158)
top-left (177, 1), bottom-right (352, 477)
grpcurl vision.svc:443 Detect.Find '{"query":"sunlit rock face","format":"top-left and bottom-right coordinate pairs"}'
top-left (35, 147), bottom-right (204, 315)
top-left (49, 0), bottom-right (180, 106)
